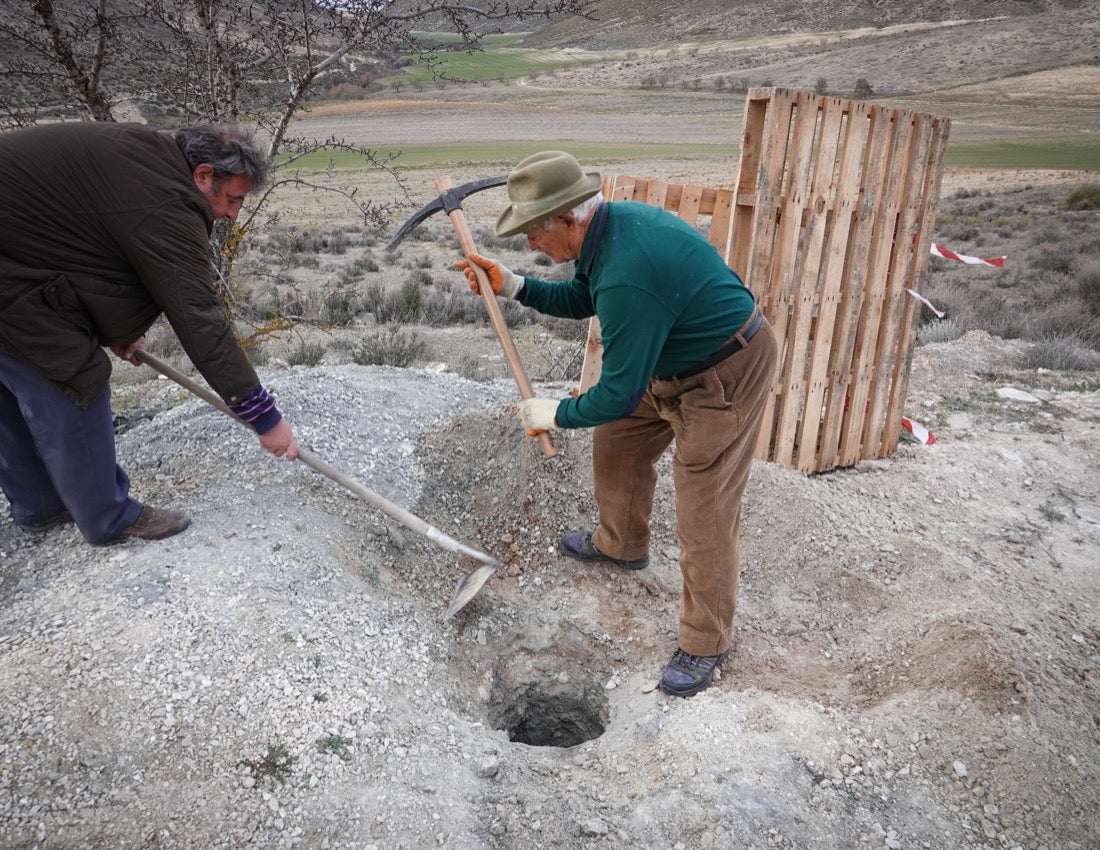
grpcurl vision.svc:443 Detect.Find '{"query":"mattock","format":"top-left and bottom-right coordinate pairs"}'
top-left (435, 173), bottom-right (559, 459)
top-left (388, 172), bottom-right (558, 459)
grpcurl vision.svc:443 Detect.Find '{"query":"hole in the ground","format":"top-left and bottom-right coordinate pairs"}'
top-left (487, 656), bottom-right (610, 748)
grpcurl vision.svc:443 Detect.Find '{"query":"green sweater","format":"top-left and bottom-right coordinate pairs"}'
top-left (518, 201), bottom-right (756, 428)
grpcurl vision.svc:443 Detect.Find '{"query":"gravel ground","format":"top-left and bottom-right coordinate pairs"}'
top-left (2, 332), bottom-right (1098, 849)
top-left (4, 8), bottom-right (1100, 837)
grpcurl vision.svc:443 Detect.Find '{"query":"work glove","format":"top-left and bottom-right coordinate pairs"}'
top-left (518, 398), bottom-right (560, 434)
top-left (455, 252), bottom-right (523, 299)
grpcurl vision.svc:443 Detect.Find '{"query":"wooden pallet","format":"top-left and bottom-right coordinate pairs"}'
top-left (579, 87), bottom-right (950, 474)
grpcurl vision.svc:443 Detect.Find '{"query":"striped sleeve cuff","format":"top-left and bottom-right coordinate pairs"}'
top-left (228, 384), bottom-right (283, 435)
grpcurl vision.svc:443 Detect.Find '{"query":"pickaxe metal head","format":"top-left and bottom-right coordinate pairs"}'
top-left (386, 174), bottom-right (507, 251)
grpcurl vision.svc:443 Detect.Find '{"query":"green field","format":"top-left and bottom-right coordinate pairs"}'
top-left (283, 138), bottom-right (1099, 174)
top-left (943, 139), bottom-right (1100, 171)
top-left (392, 33), bottom-right (599, 86)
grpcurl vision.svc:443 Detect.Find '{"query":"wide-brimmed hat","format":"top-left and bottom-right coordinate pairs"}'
top-left (494, 151), bottom-right (603, 237)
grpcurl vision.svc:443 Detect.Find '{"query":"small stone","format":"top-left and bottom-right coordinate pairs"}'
top-left (581, 818), bottom-right (609, 837)
top-left (996, 387), bottom-right (1041, 404)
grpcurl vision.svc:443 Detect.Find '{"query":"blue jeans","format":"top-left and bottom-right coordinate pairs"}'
top-left (0, 350), bottom-right (142, 544)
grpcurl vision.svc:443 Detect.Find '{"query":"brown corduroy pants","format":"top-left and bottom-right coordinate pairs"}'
top-left (590, 317), bottom-right (778, 657)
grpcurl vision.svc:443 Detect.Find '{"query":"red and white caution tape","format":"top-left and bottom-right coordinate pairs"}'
top-left (901, 417), bottom-right (936, 445)
top-left (930, 243), bottom-right (1005, 268)
top-left (906, 288), bottom-right (945, 318)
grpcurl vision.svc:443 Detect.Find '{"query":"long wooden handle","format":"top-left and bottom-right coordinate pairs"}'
top-left (436, 174), bottom-right (558, 459)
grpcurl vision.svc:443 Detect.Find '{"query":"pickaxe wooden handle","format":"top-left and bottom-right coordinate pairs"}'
top-left (435, 174), bottom-right (558, 459)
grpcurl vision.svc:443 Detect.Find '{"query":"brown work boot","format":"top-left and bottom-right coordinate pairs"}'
top-left (119, 505), bottom-right (190, 541)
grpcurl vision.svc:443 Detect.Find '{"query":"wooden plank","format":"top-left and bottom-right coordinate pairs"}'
top-left (838, 105), bottom-right (909, 467)
top-left (698, 187), bottom-right (725, 218)
top-left (678, 183), bottom-right (705, 230)
top-left (883, 115), bottom-right (951, 453)
top-left (578, 315), bottom-right (603, 394)
top-left (644, 179), bottom-right (670, 210)
top-left (767, 90), bottom-right (822, 468)
top-left (605, 174), bottom-right (636, 201)
top-left (730, 90), bottom-right (770, 283)
top-left (814, 100), bottom-right (874, 471)
top-left (708, 188), bottom-right (736, 262)
top-left (792, 96), bottom-right (849, 472)
top-left (864, 111), bottom-right (933, 457)
top-left (816, 103), bottom-right (890, 468)
top-left (744, 88), bottom-right (799, 461)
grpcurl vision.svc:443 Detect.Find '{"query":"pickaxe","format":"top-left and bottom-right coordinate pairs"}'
top-left (385, 175), bottom-right (507, 252)
top-left (388, 174), bottom-right (558, 459)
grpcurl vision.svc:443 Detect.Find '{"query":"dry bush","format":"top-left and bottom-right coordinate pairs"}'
top-left (350, 326), bottom-right (427, 367)
top-left (1064, 184), bottom-right (1100, 211)
top-left (917, 318), bottom-right (964, 345)
top-left (1077, 259), bottom-right (1100, 316)
top-left (1018, 334), bottom-right (1100, 371)
top-left (287, 339), bottom-right (327, 367)
top-left (921, 183), bottom-right (1100, 354)
top-left (419, 280), bottom-right (484, 326)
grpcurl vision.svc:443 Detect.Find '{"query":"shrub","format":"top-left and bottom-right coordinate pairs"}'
top-left (351, 326), bottom-right (427, 367)
top-left (454, 352), bottom-right (495, 382)
top-left (1030, 245), bottom-right (1075, 276)
top-left (1078, 259), bottom-right (1100, 316)
top-left (918, 319), bottom-right (964, 345)
top-left (319, 290), bottom-right (363, 327)
top-left (323, 231), bottom-right (351, 255)
top-left (498, 297), bottom-right (540, 328)
top-left (1064, 184), bottom-right (1100, 211)
top-left (480, 231), bottom-right (528, 252)
top-left (1018, 334), bottom-right (1100, 371)
top-left (287, 339), bottom-right (327, 366)
top-left (419, 282), bottom-right (479, 326)
top-left (349, 254), bottom-right (380, 274)
top-left (373, 279), bottom-right (423, 324)
top-left (1029, 297), bottom-right (1100, 344)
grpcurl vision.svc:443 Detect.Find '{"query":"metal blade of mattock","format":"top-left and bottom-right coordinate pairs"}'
top-left (132, 348), bottom-right (498, 619)
top-left (435, 173), bottom-right (559, 460)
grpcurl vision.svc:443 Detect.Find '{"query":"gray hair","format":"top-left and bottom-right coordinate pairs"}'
top-left (174, 124), bottom-right (271, 190)
top-left (544, 192), bottom-right (604, 231)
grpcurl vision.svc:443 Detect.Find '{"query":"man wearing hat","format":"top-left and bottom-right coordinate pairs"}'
top-left (456, 150), bottom-right (778, 697)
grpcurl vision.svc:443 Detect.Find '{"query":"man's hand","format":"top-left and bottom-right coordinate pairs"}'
top-left (518, 398), bottom-right (559, 433)
top-left (454, 252), bottom-right (523, 298)
top-left (110, 336), bottom-right (146, 366)
top-left (258, 418), bottom-right (299, 460)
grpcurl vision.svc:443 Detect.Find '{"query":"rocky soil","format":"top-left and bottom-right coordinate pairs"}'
top-left (3, 6), bottom-right (1100, 848)
top-left (2, 307), bottom-right (1098, 850)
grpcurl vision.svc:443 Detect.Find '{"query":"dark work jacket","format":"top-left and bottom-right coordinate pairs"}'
top-left (0, 122), bottom-right (259, 408)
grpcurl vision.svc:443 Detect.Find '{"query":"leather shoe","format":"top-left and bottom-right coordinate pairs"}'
top-left (659, 648), bottom-right (731, 697)
top-left (119, 505), bottom-right (190, 541)
top-left (559, 530), bottom-right (649, 570)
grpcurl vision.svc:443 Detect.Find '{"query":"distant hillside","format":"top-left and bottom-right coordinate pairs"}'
top-left (524, 0), bottom-right (1076, 48)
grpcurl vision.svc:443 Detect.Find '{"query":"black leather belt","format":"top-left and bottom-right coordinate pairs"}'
top-left (670, 308), bottom-right (764, 380)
